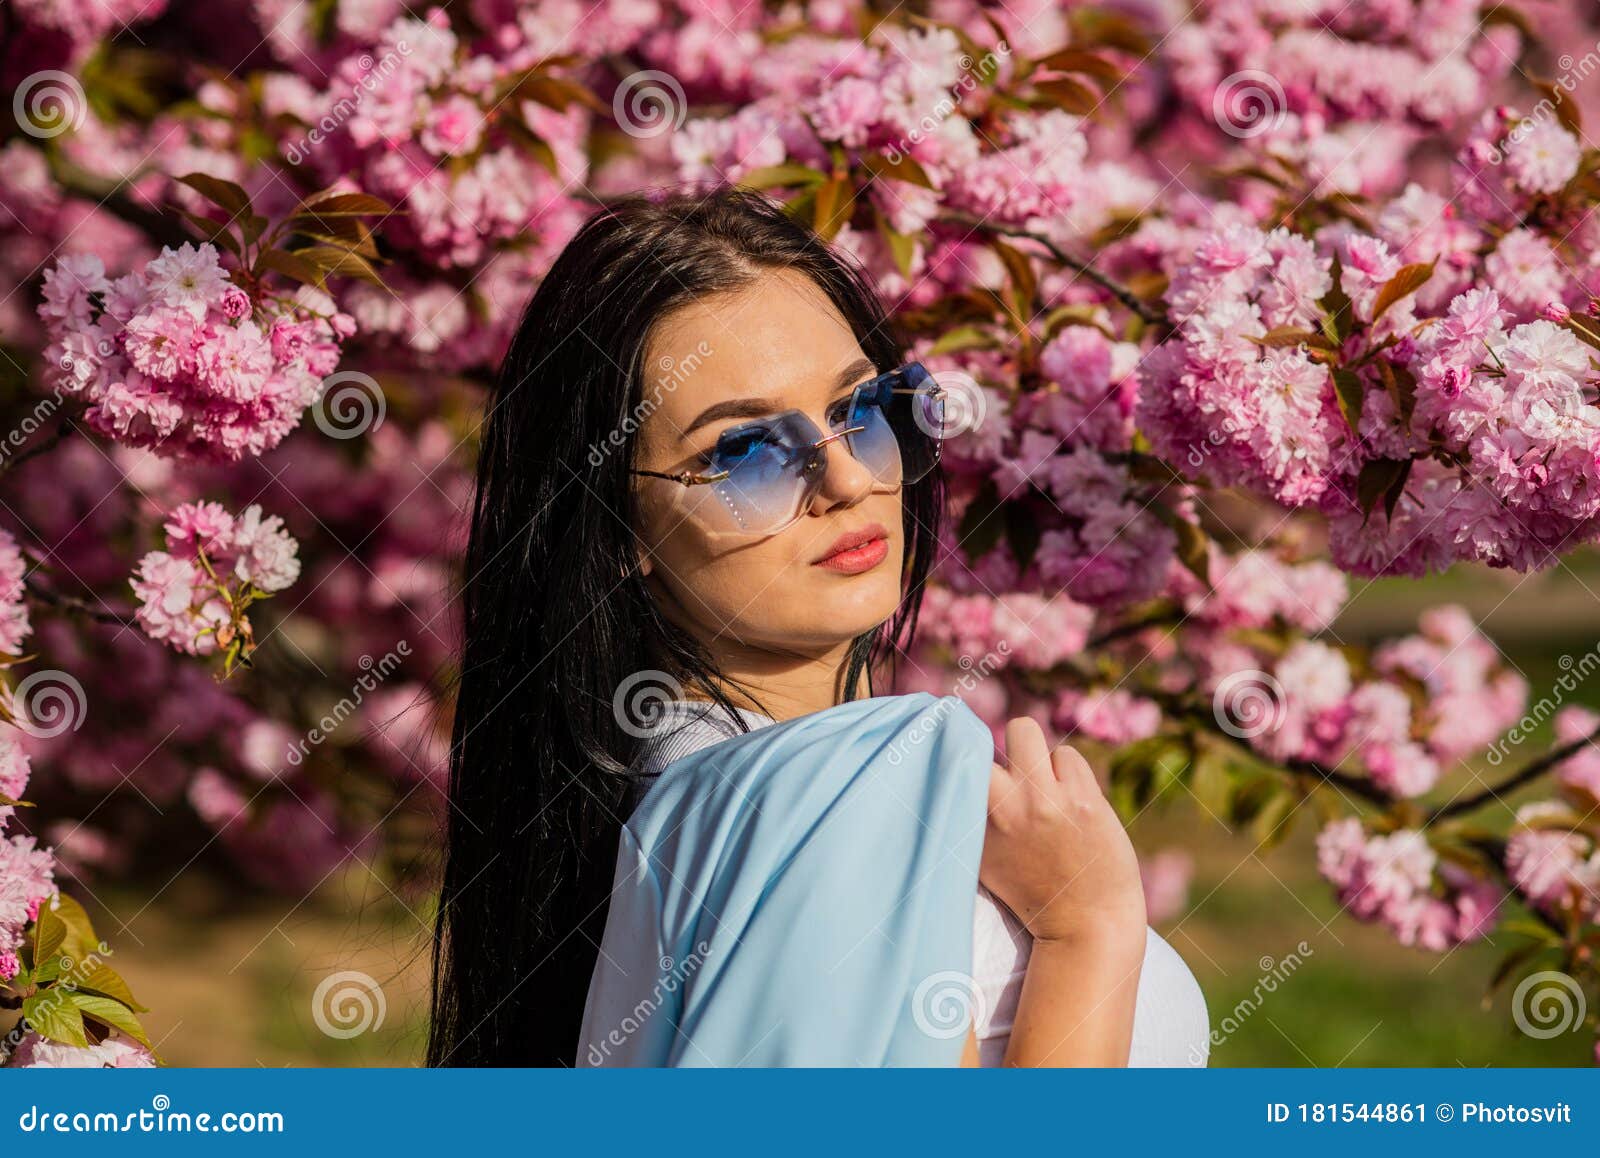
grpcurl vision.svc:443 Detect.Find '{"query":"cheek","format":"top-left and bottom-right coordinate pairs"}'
top-left (638, 490), bottom-right (908, 646)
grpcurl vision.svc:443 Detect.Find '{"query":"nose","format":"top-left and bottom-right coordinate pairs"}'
top-left (806, 428), bottom-right (876, 512)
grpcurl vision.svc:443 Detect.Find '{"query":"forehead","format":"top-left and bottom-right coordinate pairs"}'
top-left (640, 269), bottom-right (870, 438)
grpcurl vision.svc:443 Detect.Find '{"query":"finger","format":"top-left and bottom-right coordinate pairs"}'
top-left (1050, 743), bottom-right (1095, 786)
top-left (986, 760), bottom-right (1013, 814)
top-left (1003, 716), bottom-right (1053, 787)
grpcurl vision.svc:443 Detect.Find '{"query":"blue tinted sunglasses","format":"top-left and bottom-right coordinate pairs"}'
top-left (633, 362), bottom-right (945, 537)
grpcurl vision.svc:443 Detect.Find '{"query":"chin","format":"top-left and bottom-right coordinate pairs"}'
top-left (802, 565), bottom-right (903, 634)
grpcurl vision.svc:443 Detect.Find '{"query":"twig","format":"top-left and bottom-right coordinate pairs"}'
top-left (939, 211), bottom-right (1168, 327)
top-left (1430, 722), bottom-right (1600, 822)
top-left (0, 415), bottom-right (76, 478)
top-left (24, 577), bottom-right (134, 628)
top-left (1088, 606), bottom-right (1183, 648)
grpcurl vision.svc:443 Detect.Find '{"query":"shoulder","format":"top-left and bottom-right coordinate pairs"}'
top-left (625, 691), bottom-right (993, 857)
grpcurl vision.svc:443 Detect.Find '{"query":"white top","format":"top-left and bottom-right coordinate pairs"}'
top-left (627, 700), bottom-right (1210, 1067)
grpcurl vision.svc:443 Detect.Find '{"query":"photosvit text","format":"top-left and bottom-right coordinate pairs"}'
top-left (1265, 1102), bottom-right (1574, 1125)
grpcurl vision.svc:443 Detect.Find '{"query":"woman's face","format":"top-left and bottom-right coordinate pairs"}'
top-left (632, 269), bottom-right (905, 658)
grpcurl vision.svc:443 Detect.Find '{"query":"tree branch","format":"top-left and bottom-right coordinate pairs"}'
top-left (0, 414), bottom-right (76, 478)
top-left (24, 576), bottom-right (135, 628)
top-left (938, 211), bottom-right (1168, 327)
top-left (1429, 722), bottom-right (1600, 822)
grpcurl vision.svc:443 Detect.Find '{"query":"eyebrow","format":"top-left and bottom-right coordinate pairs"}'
top-left (680, 357), bottom-right (880, 439)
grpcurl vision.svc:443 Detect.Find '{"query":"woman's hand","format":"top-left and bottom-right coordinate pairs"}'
top-left (980, 716), bottom-right (1147, 948)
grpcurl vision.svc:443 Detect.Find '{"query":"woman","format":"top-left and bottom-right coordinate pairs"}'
top-left (428, 188), bottom-right (1208, 1067)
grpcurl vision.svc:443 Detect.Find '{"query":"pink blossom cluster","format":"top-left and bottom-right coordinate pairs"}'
top-left (1183, 549), bottom-right (1349, 634)
top-left (1457, 108), bottom-right (1587, 224)
top-left (1138, 224), bottom-right (1348, 510)
top-left (0, 735), bottom-right (50, 982)
top-left (1212, 606), bottom-right (1525, 799)
top-left (0, 530), bottom-right (31, 657)
top-left (1504, 802), bottom-right (1600, 924)
top-left (6, 1033), bottom-right (153, 1068)
top-left (38, 244), bottom-right (351, 462)
top-left (1145, 215), bottom-right (1600, 578)
top-left (915, 586), bottom-right (1093, 672)
top-left (1166, 0), bottom-right (1516, 137)
top-left (290, 12), bottom-right (590, 269)
top-left (4, 0), bottom-right (169, 67)
top-left (131, 501), bottom-right (301, 656)
top-left (1316, 817), bottom-right (1501, 951)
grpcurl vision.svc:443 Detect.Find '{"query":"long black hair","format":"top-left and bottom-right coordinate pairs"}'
top-left (427, 188), bottom-right (945, 1066)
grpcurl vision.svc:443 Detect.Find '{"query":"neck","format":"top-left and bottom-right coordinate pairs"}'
top-left (693, 637), bottom-right (866, 721)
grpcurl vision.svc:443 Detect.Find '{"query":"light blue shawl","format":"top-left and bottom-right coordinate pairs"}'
top-left (577, 692), bottom-right (993, 1067)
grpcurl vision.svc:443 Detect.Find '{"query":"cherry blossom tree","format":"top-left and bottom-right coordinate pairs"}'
top-left (2, 0), bottom-right (1598, 1064)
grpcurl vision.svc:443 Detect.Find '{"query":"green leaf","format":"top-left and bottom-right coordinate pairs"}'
top-left (294, 191), bottom-right (393, 217)
top-left (1032, 75), bottom-right (1100, 115)
top-left (1033, 48), bottom-right (1124, 88)
top-left (178, 210), bottom-right (242, 258)
top-left (928, 325), bottom-right (1001, 356)
top-left (1248, 326), bottom-right (1327, 350)
top-left (69, 992), bottom-right (154, 1050)
top-left (988, 237), bottom-right (1037, 325)
top-left (1369, 260), bottom-right (1434, 324)
top-left (736, 164), bottom-right (826, 191)
top-left (1067, 8), bottom-right (1153, 54)
top-left (1250, 788), bottom-right (1297, 849)
top-left (23, 991), bottom-right (88, 1048)
top-left (1531, 78), bottom-right (1583, 138)
top-left (256, 247), bottom-right (327, 288)
top-left (290, 245), bottom-right (383, 283)
top-left (955, 481), bottom-right (1005, 563)
top-left (1149, 505), bottom-right (1210, 585)
top-left (75, 961), bottom-right (146, 1013)
top-left (860, 152), bottom-right (934, 189)
top-left (1005, 504), bottom-right (1043, 573)
top-left (811, 175), bottom-right (855, 241)
top-left (877, 217), bottom-right (916, 279)
top-left (50, 893), bottom-right (98, 949)
top-left (33, 903), bottom-right (67, 970)
top-left (1188, 745), bottom-right (1235, 820)
top-left (1330, 366), bottom-right (1366, 433)
top-left (1319, 253), bottom-right (1353, 345)
top-left (1484, 942), bottom-right (1548, 1002)
top-left (1042, 305), bottom-right (1115, 340)
top-left (1355, 456), bottom-right (1412, 522)
top-left (176, 173), bottom-right (252, 219)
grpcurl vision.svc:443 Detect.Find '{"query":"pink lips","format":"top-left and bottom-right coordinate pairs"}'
top-left (812, 523), bottom-right (890, 574)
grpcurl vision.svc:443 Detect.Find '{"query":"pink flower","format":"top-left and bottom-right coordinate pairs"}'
top-left (0, 528), bottom-right (31, 656)
top-left (1503, 119), bottom-right (1582, 194)
top-left (8, 1032), bottom-right (154, 1068)
top-left (420, 95), bottom-right (485, 157)
top-left (130, 552), bottom-right (228, 656)
top-left (220, 285), bottom-right (252, 319)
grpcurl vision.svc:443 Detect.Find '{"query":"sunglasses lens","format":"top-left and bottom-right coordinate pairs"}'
top-left (702, 417), bottom-right (821, 535)
top-left (840, 364), bottom-right (943, 486)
